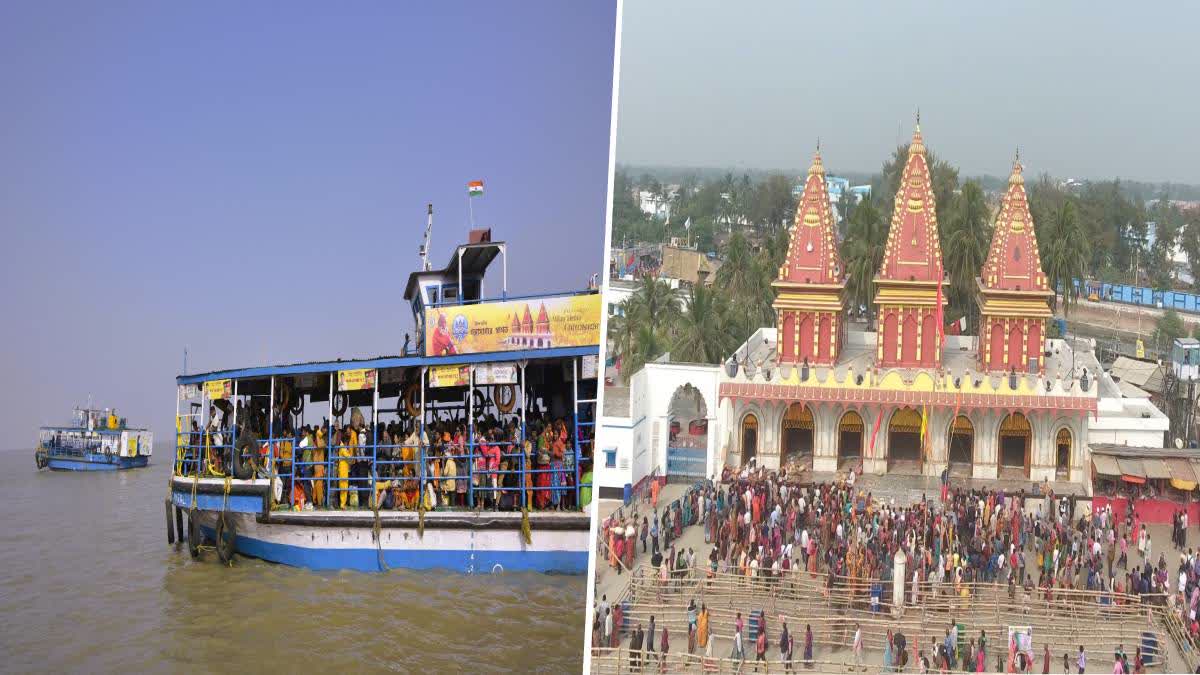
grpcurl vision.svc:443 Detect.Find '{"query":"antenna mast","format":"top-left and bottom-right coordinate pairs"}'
top-left (419, 204), bottom-right (434, 271)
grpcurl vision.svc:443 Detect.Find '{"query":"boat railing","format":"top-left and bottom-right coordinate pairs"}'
top-left (425, 288), bottom-right (594, 309)
top-left (174, 425), bottom-right (593, 513)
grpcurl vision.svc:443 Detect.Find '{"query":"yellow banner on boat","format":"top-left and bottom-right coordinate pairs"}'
top-left (424, 293), bottom-right (601, 357)
top-left (429, 364), bottom-right (470, 388)
top-left (204, 379), bottom-right (232, 400)
top-left (337, 368), bottom-right (377, 392)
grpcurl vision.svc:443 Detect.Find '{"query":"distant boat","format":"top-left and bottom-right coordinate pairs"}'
top-left (36, 408), bottom-right (153, 471)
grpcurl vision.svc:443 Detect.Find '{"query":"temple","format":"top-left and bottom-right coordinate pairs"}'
top-left (716, 124), bottom-right (1096, 480)
top-left (773, 147), bottom-right (845, 366)
top-left (874, 122), bottom-right (948, 369)
top-left (976, 154), bottom-right (1053, 374)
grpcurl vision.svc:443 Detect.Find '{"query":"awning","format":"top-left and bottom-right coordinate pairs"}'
top-left (1168, 458), bottom-right (1199, 491)
top-left (1142, 458), bottom-right (1172, 480)
top-left (1117, 457), bottom-right (1146, 484)
top-left (1092, 454), bottom-right (1121, 478)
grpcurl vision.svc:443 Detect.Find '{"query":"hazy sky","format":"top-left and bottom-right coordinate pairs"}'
top-left (0, 2), bottom-right (616, 450)
top-left (616, 1), bottom-right (1200, 184)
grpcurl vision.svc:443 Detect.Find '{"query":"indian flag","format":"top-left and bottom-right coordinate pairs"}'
top-left (468, 180), bottom-right (484, 197)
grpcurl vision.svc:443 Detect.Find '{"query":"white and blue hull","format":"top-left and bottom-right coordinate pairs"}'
top-left (191, 510), bottom-right (588, 573)
top-left (171, 478), bottom-right (588, 574)
top-left (40, 451), bottom-right (149, 472)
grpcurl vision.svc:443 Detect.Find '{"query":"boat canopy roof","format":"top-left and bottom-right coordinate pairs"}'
top-left (403, 241), bottom-right (503, 301)
top-left (175, 344), bottom-right (594, 385)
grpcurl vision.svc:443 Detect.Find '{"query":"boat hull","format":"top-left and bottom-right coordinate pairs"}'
top-left (171, 478), bottom-right (588, 574)
top-left (41, 452), bottom-right (149, 472)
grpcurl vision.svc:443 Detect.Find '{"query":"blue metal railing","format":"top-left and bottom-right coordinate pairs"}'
top-left (173, 425), bottom-right (588, 512)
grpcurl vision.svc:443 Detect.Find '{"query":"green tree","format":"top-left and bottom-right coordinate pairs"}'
top-left (671, 285), bottom-right (735, 364)
top-left (942, 181), bottom-right (992, 332)
top-left (1156, 309), bottom-right (1187, 353)
top-left (1040, 201), bottom-right (1089, 316)
top-left (842, 198), bottom-right (888, 320)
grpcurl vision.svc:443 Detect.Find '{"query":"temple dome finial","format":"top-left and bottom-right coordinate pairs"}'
top-left (1010, 149), bottom-right (1024, 186)
top-left (808, 142), bottom-right (824, 175)
top-left (910, 110), bottom-right (925, 155)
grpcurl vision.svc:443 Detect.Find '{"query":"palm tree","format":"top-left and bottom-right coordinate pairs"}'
top-left (1041, 201), bottom-right (1089, 316)
top-left (842, 198), bottom-right (887, 323)
top-left (714, 231), bottom-right (772, 338)
top-left (620, 323), bottom-right (666, 384)
top-left (606, 308), bottom-right (638, 376)
top-left (627, 275), bottom-right (680, 338)
top-left (942, 181), bottom-right (992, 332)
top-left (671, 285), bottom-right (734, 364)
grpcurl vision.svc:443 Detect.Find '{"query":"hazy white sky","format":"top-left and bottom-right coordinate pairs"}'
top-left (616, 1), bottom-right (1200, 183)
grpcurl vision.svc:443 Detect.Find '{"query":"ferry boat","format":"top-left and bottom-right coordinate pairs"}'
top-left (36, 408), bottom-right (153, 471)
top-left (166, 226), bottom-right (599, 573)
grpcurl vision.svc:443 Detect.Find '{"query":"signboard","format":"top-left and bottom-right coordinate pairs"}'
top-left (581, 354), bottom-right (598, 379)
top-left (424, 293), bottom-right (601, 356)
top-left (429, 365), bottom-right (470, 388)
top-left (338, 368), bottom-right (377, 392)
top-left (178, 384), bottom-right (201, 400)
top-left (1136, 338), bottom-right (1145, 359)
top-left (204, 379), bottom-right (232, 400)
top-left (475, 363), bottom-right (518, 385)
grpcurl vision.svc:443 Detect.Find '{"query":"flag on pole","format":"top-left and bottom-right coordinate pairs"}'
top-left (919, 404), bottom-right (928, 446)
top-left (867, 411), bottom-right (883, 459)
top-left (468, 180), bottom-right (484, 197)
top-left (684, 217), bottom-right (692, 230)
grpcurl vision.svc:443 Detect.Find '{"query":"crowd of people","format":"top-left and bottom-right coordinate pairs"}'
top-left (184, 399), bottom-right (593, 512)
top-left (595, 462), bottom-right (1199, 672)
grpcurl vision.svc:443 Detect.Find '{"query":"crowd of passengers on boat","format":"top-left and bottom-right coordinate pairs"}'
top-left (177, 399), bottom-right (593, 512)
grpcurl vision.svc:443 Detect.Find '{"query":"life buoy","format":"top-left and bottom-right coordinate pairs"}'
top-left (494, 384), bottom-right (517, 414)
top-left (332, 392), bottom-right (348, 417)
top-left (215, 515), bottom-right (237, 564)
top-left (275, 381), bottom-right (291, 414)
top-left (231, 432), bottom-right (257, 480)
top-left (187, 509), bottom-right (202, 559)
top-left (288, 393), bottom-right (304, 417)
top-left (402, 382), bottom-right (420, 418)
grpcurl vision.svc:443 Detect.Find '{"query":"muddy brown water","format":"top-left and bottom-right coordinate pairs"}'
top-left (0, 448), bottom-right (585, 673)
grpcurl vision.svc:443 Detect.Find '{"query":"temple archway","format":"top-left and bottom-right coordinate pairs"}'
top-left (947, 415), bottom-right (974, 477)
top-left (836, 410), bottom-right (863, 471)
top-left (740, 413), bottom-right (759, 467)
top-left (887, 407), bottom-right (923, 473)
top-left (998, 412), bottom-right (1032, 478)
top-left (781, 403), bottom-right (814, 471)
top-left (666, 384), bottom-right (708, 481)
top-left (1055, 427), bottom-right (1072, 478)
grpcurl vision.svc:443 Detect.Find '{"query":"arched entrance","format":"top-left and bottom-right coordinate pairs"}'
top-left (1055, 427), bottom-right (1071, 478)
top-left (741, 413), bottom-right (759, 467)
top-left (947, 415), bottom-right (974, 476)
top-left (888, 407), bottom-right (923, 473)
top-left (836, 410), bottom-right (863, 471)
top-left (666, 384), bottom-right (708, 481)
top-left (998, 412), bottom-right (1032, 478)
top-left (781, 403), bottom-right (814, 471)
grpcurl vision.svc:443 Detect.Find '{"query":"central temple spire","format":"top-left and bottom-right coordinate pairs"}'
top-left (872, 119), bottom-right (947, 368)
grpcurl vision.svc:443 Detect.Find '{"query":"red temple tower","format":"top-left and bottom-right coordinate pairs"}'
top-left (874, 122), bottom-right (947, 368)
top-left (773, 147), bottom-right (845, 365)
top-left (976, 155), bottom-right (1052, 373)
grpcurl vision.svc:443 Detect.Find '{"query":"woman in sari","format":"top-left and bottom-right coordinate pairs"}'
top-left (550, 425), bottom-right (566, 510)
top-left (534, 427), bottom-right (552, 509)
top-left (312, 427), bottom-right (327, 507)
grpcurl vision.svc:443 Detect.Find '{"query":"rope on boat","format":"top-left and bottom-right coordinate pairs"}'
top-left (521, 504), bottom-right (533, 546)
top-left (372, 496), bottom-right (390, 572)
